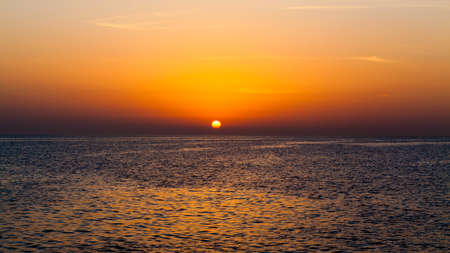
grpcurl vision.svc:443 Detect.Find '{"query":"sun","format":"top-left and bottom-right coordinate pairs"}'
top-left (211, 120), bottom-right (222, 129)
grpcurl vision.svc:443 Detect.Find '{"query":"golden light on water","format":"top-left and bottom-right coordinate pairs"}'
top-left (211, 120), bottom-right (222, 129)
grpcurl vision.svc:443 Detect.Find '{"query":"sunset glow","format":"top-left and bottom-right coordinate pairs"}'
top-left (1, 0), bottom-right (449, 135)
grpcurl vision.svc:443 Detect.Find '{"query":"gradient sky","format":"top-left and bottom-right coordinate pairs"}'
top-left (1, 0), bottom-right (450, 135)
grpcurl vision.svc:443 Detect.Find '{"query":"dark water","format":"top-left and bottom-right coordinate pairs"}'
top-left (0, 137), bottom-right (449, 252)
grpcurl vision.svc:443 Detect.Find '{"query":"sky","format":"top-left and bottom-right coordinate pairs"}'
top-left (1, 0), bottom-right (450, 136)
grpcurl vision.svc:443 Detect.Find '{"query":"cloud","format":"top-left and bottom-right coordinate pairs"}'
top-left (92, 14), bottom-right (168, 30)
top-left (92, 9), bottom-right (220, 31)
top-left (286, 5), bottom-right (370, 10)
top-left (345, 56), bottom-right (397, 63)
top-left (202, 55), bottom-right (318, 62)
top-left (236, 88), bottom-right (297, 95)
top-left (286, 1), bottom-right (450, 11)
top-left (93, 21), bottom-right (164, 30)
top-left (201, 55), bottom-right (395, 64)
top-left (93, 21), bottom-right (221, 31)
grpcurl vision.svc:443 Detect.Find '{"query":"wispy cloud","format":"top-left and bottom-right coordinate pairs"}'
top-left (345, 56), bottom-right (397, 63)
top-left (93, 20), bottom-right (164, 31)
top-left (236, 88), bottom-right (297, 95)
top-left (202, 55), bottom-right (318, 62)
top-left (92, 14), bottom-right (169, 30)
top-left (286, 1), bottom-right (450, 11)
top-left (201, 55), bottom-right (396, 64)
top-left (286, 5), bottom-right (370, 10)
top-left (92, 9), bottom-right (221, 31)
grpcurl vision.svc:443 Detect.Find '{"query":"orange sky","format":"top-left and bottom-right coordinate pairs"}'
top-left (1, 0), bottom-right (450, 135)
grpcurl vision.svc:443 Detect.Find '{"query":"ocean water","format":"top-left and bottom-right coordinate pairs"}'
top-left (0, 136), bottom-right (448, 252)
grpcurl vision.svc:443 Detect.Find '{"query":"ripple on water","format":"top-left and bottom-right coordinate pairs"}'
top-left (0, 137), bottom-right (448, 251)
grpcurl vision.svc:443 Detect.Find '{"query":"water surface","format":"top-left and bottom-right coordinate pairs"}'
top-left (0, 137), bottom-right (449, 251)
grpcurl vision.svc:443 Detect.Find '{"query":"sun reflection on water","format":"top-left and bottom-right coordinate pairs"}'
top-left (5, 183), bottom-right (340, 251)
top-left (1, 137), bottom-right (448, 251)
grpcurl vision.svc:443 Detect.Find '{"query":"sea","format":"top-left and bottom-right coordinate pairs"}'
top-left (0, 136), bottom-right (449, 252)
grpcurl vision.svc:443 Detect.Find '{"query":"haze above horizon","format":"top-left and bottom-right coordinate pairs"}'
top-left (1, 0), bottom-right (449, 135)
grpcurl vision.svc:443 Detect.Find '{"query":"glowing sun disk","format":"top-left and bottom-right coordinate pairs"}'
top-left (211, 120), bottom-right (222, 129)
